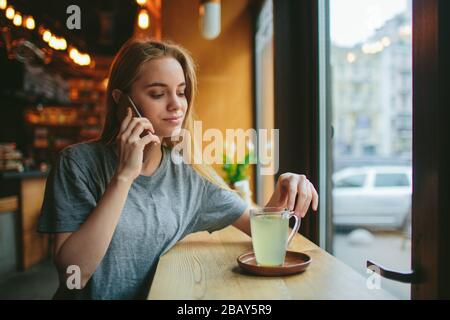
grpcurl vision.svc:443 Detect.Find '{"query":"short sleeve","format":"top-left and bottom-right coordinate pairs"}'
top-left (37, 151), bottom-right (97, 233)
top-left (192, 178), bottom-right (249, 234)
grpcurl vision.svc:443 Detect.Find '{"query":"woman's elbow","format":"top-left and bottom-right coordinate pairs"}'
top-left (54, 260), bottom-right (92, 290)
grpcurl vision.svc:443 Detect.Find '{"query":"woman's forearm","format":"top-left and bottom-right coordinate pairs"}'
top-left (54, 174), bottom-right (133, 287)
top-left (232, 200), bottom-right (260, 237)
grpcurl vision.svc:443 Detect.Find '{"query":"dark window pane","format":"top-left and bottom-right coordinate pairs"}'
top-left (374, 173), bottom-right (409, 187)
top-left (335, 174), bottom-right (366, 188)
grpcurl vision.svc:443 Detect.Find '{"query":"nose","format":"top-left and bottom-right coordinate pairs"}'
top-left (167, 92), bottom-right (184, 112)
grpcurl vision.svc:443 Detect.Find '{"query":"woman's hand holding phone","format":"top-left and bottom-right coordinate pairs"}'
top-left (115, 107), bottom-right (161, 182)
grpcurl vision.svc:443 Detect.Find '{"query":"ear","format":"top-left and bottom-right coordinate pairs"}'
top-left (112, 89), bottom-right (123, 104)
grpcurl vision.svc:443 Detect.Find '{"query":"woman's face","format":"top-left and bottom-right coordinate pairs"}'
top-left (129, 57), bottom-right (188, 138)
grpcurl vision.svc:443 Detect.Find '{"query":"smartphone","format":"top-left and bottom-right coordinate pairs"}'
top-left (124, 95), bottom-right (156, 139)
top-left (126, 94), bottom-right (143, 118)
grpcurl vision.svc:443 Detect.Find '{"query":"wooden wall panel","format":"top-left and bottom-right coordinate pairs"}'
top-left (162, 0), bottom-right (256, 198)
top-left (19, 178), bottom-right (49, 270)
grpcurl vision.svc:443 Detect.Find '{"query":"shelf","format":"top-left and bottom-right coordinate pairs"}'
top-left (26, 122), bottom-right (83, 128)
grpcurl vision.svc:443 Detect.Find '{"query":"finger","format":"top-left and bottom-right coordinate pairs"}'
top-left (294, 177), bottom-right (308, 218)
top-left (311, 182), bottom-right (319, 211)
top-left (140, 132), bottom-right (161, 146)
top-left (123, 118), bottom-right (153, 140)
top-left (300, 181), bottom-right (313, 217)
top-left (276, 181), bottom-right (288, 206)
top-left (122, 118), bottom-right (140, 141)
top-left (286, 178), bottom-right (298, 212)
top-left (129, 122), bottom-right (154, 142)
top-left (129, 117), bottom-right (154, 134)
top-left (119, 108), bottom-right (132, 135)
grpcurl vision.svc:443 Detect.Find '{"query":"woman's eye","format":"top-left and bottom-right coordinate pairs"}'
top-left (177, 92), bottom-right (186, 97)
top-left (150, 93), bottom-right (164, 99)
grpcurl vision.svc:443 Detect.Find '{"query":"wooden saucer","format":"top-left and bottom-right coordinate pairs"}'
top-left (237, 251), bottom-right (312, 276)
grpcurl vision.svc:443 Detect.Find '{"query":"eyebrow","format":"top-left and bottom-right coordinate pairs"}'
top-left (144, 82), bottom-right (186, 88)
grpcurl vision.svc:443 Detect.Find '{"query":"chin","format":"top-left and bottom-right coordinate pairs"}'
top-left (159, 126), bottom-right (184, 138)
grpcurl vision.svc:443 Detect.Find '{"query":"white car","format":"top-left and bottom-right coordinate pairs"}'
top-left (332, 166), bottom-right (412, 230)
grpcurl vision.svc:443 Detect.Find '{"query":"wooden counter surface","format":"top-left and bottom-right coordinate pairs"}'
top-left (148, 226), bottom-right (396, 300)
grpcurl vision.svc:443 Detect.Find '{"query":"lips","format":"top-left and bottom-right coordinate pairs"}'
top-left (163, 116), bottom-right (183, 121)
top-left (163, 115), bottom-right (183, 124)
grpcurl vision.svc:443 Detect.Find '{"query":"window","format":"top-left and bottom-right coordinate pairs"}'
top-left (334, 174), bottom-right (367, 188)
top-left (374, 173), bottom-right (410, 187)
top-left (255, 0), bottom-right (275, 206)
top-left (322, 0), bottom-right (413, 300)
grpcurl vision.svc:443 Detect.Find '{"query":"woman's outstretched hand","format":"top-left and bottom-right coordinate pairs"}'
top-left (265, 173), bottom-right (319, 219)
top-left (115, 107), bottom-right (160, 182)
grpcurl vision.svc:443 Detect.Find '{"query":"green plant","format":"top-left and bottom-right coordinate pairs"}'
top-left (222, 149), bottom-right (254, 185)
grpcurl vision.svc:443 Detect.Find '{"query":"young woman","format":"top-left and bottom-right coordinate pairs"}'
top-left (38, 38), bottom-right (318, 300)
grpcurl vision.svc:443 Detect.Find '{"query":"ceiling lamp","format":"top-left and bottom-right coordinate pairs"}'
top-left (199, 0), bottom-right (221, 40)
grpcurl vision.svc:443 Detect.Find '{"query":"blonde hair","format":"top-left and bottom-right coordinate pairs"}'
top-left (100, 37), bottom-right (231, 190)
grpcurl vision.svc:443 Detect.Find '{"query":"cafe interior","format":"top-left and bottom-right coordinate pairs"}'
top-left (0, 0), bottom-right (449, 300)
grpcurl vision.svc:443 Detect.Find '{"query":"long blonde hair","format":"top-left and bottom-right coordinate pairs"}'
top-left (100, 37), bottom-right (231, 190)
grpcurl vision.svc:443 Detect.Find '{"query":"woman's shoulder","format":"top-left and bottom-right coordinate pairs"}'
top-left (165, 147), bottom-right (195, 174)
top-left (164, 147), bottom-right (208, 183)
top-left (58, 140), bottom-right (113, 169)
top-left (165, 148), bottom-right (229, 191)
top-left (60, 139), bottom-right (107, 157)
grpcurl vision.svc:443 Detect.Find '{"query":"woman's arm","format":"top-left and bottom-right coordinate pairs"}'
top-left (232, 207), bottom-right (252, 237)
top-left (53, 108), bottom-right (159, 289)
top-left (54, 175), bottom-right (133, 288)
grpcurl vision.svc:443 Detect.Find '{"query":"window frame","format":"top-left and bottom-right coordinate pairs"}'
top-left (272, 0), bottom-right (450, 298)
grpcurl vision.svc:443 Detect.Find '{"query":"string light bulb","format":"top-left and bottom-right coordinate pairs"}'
top-left (42, 30), bottom-right (51, 43)
top-left (0, 0), bottom-right (7, 10)
top-left (25, 16), bottom-right (35, 30)
top-left (69, 48), bottom-right (91, 66)
top-left (69, 48), bottom-right (78, 60)
top-left (5, 6), bottom-right (14, 19)
top-left (60, 38), bottom-right (67, 50)
top-left (49, 35), bottom-right (57, 48)
top-left (13, 12), bottom-right (22, 26)
top-left (138, 9), bottom-right (150, 29)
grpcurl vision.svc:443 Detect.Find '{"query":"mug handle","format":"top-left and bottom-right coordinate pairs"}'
top-left (286, 212), bottom-right (301, 248)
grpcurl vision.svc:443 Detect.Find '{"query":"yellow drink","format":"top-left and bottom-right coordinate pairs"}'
top-left (250, 214), bottom-right (289, 266)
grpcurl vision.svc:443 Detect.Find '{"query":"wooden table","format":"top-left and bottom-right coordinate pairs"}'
top-left (148, 226), bottom-right (396, 300)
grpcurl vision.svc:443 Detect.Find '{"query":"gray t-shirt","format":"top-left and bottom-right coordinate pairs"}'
top-left (38, 140), bottom-right (248, 300)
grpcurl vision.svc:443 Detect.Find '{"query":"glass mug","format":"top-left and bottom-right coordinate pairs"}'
top-left (250, 207), bottom-right (301, 267)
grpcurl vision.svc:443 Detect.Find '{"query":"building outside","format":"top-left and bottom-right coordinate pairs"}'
top-left (331, 0), bottom-right (412, 169)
